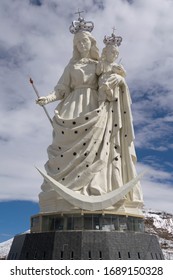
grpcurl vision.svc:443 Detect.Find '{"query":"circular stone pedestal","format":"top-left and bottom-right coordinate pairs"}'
top-left (8, 230), bottom-right (164, 260)
top-left (8, 212), bottom-right (164, 260)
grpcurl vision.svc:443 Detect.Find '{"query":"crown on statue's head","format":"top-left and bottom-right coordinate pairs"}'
top-left (103, 30), bottom-right (122, 47)
top-left (69, 9), bottom-right (94, 34)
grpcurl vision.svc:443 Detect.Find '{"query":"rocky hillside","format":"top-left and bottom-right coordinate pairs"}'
top-left (0, 237), bottom-right (13, 260)
top-left (0, 209), bottom-right (173, 259)
top-left (144, 209), bottom-right (173, 260)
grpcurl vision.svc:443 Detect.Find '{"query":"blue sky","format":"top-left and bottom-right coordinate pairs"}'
top-left (0, 0), bottom-right (173, 243)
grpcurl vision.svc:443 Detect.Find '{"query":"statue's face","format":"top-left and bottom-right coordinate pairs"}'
top-left (105, 45), bottom-right (118, 63)
top-left (75, 34), bottom-right (91, 57)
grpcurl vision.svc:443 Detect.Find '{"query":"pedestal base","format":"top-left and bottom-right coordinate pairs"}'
top-left (8, 231), bottom-right (164, 260)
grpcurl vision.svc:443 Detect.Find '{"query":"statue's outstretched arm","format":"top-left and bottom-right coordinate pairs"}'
top-left (36, 63), bottom-right (71, 106)
top-left (36, 92), bottom-right (58, 106)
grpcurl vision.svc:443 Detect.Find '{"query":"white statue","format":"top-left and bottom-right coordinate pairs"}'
top-left (96, 45), bottom-right (126, 103)
top-left (36, 17), bottom-right (143, 214)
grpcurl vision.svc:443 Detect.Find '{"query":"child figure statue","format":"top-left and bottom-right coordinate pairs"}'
top-left (96, 32), bottom-right (126, 103)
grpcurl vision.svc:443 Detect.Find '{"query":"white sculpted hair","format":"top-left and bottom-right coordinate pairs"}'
top-left (72, 31), bottom-right (99, 61)
top-left (101, 44), bottom-right (119, 61)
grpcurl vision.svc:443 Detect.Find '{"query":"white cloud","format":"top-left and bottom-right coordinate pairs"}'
top-left (137, 162), bottom-right (173, 214)
top-left (142, 180), bottom-right (173, 214)
top-left (0, 0), bottom-right (173, 214)
top-left (134, 113), bottom-right (173, 149)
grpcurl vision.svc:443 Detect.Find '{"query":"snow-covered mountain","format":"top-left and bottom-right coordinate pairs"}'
top-left (144, 209), bottom-right (173, 260)
top-left (0, 230), bottom-right (30, 260)
top-left (0, 209), bottom-right (173, 259)
top-left (0, 237), bottom-right (14, 260)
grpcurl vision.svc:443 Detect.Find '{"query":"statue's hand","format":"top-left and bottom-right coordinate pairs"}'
top-left (116, 64), bottom-right (126, 77)
top-left (106, 76), bottom-right (122, 89)
top-left (36, 92), bottom-right (57, 105)
top-left (36, 97), bottom-right (48, 106)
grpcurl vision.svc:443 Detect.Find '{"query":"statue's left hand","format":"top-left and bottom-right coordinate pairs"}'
top-left (107, 76), bottom-right (123, 88)
top-left (116, 64), bottom-right (126, 77)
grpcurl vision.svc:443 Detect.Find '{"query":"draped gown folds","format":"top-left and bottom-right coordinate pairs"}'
top-left (39, 58), bottom-right (143, 212)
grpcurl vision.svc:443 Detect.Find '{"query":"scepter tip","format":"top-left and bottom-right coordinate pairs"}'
top-left (29, 77), bottom-right (33, 84)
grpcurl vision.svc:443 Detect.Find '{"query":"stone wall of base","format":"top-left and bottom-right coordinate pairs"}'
top-left (8, 231), bottom-right (164, 260)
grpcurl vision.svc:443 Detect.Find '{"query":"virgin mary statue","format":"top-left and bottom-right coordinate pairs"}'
top-left (36, 15), bottom-right (143, 215)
